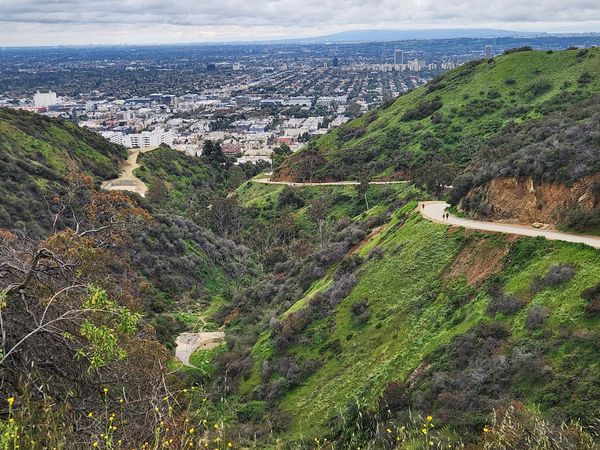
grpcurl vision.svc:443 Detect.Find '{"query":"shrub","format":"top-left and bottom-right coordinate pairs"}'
top-left (531, 264), bottom-right (575, 292)
top-left (564, 206), bottom-right (600, 229)
top-left (487, 284), bottom-right (526, 316)
top-left (582, 282), bottom-right (600, 318)
top-left (237, 400), bottom-right (267, 422)
top-left (427, 74), bottom-right (447, 93)
top-left (482, 402), bottom-right (598, 450)
top-left (503, 46), bottom-right (533, 54)
top-left (522, 78), bottom-right (552, 99)
top-left (578, 72), bottom-right (592, 85)
top-left (329, 273), bottom-right (359, 305)
top-left (401, 99), bottom-right (443, 121)
top-left (525, 305), bottom-right (550, 330)
top-left (367, 246), bottom-right (384, 260)
top-left (350, 299), bottom-right (371, 326)
top-left (459, 98), bottom-right (502, 119)
top-left (278, 186), bottom-right (305, 209)
top-left (379, 381), bottom-right (411, 412)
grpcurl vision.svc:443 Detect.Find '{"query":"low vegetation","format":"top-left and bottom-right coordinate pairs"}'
top-left (3, 48), bottom-right (600, 448)
top-left (274, 48), bottom-right (600, 187)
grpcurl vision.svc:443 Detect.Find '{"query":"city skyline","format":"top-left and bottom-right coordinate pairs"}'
top-left (1, 0), bottom-right (600, 46)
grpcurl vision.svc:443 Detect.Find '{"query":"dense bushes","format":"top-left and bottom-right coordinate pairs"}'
top-left (459, 98), bottom-right (503, 119)
top-left (350, 299), bottom-right (371, 325)
top-left (522, 78), bottom-right (553, 99)
top-left (525, 305), bottom-right (550, 330)
top-left (582, 282), bottom-right (600, 317)
top-left (401, 98), bottom-right (443, 121)
top-left (0, 108), bottom-right (126, 236)
top-left (486, 283), bottom-right (526, 316)
top-left (451, 95), bottom-right (600, 207)
top-left (503, 46), bottom-right (533, 54)
top-left (564, 206), bottom-right (600, 230)
top-left (531, 264), bottom-right (575, 292)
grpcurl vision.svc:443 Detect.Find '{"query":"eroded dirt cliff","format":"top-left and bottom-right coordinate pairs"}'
top-left (462, 174), bottom-right (600, 225)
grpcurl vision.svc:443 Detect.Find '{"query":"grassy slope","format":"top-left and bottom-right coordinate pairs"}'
top-left (136, 146), bottom-right (217, 211)
top-left (279, 48), bottom-right (600, 180)
top-left (0, 108), bottom-right (126, 234)
top-left (236, 177), bottom-right (422, 221)
top-left (235, 183), bottom-right (600, 441)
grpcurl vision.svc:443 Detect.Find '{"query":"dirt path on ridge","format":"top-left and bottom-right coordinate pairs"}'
top-left (101, 147), bottom-right (157, 197)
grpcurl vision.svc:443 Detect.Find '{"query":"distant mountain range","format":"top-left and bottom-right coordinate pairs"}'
top-left (280, 28), bottom-right (542, 43)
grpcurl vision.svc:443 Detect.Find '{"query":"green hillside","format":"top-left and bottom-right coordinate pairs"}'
top-left (3, 49), bottom-right (600, 449)
top-left (0, 108), bottom-right (126, 235)
top-left (230, 182), bottom-right (600, 447)
top-left (275, 47), bottom-right (600, 182)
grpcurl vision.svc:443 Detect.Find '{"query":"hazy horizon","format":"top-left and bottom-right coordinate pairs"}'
top-left (1, 0), bottom-right (600, 46)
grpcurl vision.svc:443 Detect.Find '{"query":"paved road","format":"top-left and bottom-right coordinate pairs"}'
top-left (175, 331), bottom-right (225, 366)
top-left (421, 201), bottom-right (600, 249)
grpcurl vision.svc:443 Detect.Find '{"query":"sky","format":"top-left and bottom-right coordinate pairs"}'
top-left (1, 0), bottom-right (600, 46)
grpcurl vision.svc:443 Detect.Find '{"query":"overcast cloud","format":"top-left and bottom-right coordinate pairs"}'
top-left (1, 0), bottom-right (600, 46)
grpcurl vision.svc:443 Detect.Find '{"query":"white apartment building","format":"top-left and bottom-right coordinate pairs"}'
top-left (286, 97), bottom-right (314, 107)
top-left (33, 90), bottom-right (58, 107)
top-left (101, 129), bottom-right (175, 149)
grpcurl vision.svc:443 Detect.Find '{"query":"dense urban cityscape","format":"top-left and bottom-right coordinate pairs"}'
top-left (2, 35), bottom-right (599, 163)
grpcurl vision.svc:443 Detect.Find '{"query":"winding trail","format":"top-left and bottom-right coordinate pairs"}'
top-left (253, 178), bottom-right (409, 187)
top-left (101, 147), bottom-right (157, 197)
top-left (251, 178), bottom-right (600, 249)
top-left (421, 201), bottom-right (600, 249)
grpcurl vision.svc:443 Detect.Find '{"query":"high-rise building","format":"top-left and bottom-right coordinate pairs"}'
top-left (33, 90), bottom-right (58, 108)
top-left (485, 45), bottom-right (493, 58)
top-left (394, 50), bottom-right (404, 65)
top-left (332, 57), bottom-right (339, 68)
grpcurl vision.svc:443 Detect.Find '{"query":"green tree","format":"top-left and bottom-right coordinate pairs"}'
top-left (309, 195), bottom-right (332, 247)
top-left (356, 177), bottom-right (370, 210)
top-left (202, 140), bottom-right (226, 167)
top-left (146, 176), bottom-right (168, 205)
top-left (227, 165), bottom-right (246, 189)
top-left (271, 143), bottom-right (292, 170)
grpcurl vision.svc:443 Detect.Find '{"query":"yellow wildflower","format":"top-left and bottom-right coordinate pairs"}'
top-left (7, 397), bottom-right (15, 408)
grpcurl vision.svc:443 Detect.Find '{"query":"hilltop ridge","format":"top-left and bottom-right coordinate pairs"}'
top-left (274, 47), bottom-right (600, 185)
top-left (0, 108), bottom-right (126, 235)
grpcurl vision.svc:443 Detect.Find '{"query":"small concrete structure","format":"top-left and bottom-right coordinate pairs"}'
top-left (175, 332), bottom-right (226, 366)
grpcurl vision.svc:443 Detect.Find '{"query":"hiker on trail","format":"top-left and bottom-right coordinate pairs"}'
top-left (422, 203), bottom-right (425, 209)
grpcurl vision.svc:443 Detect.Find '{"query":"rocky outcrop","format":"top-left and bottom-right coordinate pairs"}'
top-left (462, 174), bottom-right (600, 225)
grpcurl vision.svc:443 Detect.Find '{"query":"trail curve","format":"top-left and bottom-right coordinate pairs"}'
top-left (420, 201), bottom-right (600, 249)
